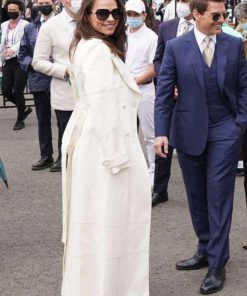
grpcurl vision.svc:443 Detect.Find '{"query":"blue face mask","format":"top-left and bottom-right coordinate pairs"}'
top-left (126, 16), bottom-right (143, 28)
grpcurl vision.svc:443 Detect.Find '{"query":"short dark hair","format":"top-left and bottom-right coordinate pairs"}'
top-left (5, 0), bottom-right (25, 12)
top-left (70, 0), bottom-right (127, 61)
top-left (190, 0), bottom-right (224, 14)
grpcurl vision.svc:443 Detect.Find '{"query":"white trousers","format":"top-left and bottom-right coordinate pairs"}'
top-left (138, 84), bottom-right (155, 186)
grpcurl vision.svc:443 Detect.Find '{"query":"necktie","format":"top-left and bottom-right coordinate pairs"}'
top-left (182, 21), bottom-right (190, 34)
top-left (203, 36), bottom-right (214, 67)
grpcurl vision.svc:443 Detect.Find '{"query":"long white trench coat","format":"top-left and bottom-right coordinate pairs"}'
top-left (61, 39), bottom-right (151, 296)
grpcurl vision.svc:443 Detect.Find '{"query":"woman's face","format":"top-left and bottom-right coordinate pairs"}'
top-left (89, 0), bottom-right (120, 36)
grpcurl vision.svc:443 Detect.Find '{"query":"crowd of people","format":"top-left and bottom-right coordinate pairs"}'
top-left (1, 0), bottom-right (247, 295)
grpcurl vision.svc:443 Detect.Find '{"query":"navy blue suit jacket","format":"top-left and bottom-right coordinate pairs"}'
top-left (153, 18), bottom-right (180, 75)
top-left (18, 15), bottom-right (52, 93)
top-left (155, 30), bottom-right (247, 155)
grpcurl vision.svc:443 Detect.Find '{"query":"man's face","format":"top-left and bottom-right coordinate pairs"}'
top-left (193, 1), bottom-right (226, 35)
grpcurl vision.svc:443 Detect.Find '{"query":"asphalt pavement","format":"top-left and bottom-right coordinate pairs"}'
top-left (0, 107), bottom-right (247, 296)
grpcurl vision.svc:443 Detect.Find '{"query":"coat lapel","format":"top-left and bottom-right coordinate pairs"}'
top-left (111, 54), bottom-right (141, 94)
top-left (216, 33), bottom-right (227, 93)
top-left (187, 31), bottom-right (206, 97)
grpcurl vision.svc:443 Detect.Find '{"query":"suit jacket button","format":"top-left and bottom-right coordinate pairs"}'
top-left (103, 161), bottom-right (109, 166)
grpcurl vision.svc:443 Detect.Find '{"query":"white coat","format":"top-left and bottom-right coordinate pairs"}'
top-left (61, 38), bottom-right (151, 296)
top-left (0, 18), bottom-right (29, 62)
top-left (32, 11), bottom-right (76, 111)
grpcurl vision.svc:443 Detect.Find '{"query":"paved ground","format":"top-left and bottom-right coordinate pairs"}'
top-left (0, 107), bottom-right (247, 296)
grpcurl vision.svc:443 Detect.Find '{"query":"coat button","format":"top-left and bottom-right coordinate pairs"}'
top-left (103, 161), bottom-right (109, 166)
top-left (111, 167), bottom-right (119, 174)
top-left (122, 105), bottom-right (127, 109)
top-left (125, 132), bottom-right (130, 136)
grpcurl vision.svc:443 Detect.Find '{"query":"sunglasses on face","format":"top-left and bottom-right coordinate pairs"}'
top-left (209, 11), bottom-right (230, 22)
top-left (91, 8), bottom-right (122, 21)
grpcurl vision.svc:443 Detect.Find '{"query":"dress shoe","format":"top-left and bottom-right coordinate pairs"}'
top-left (13, 121), bottom-right (25, 130)
top-left (200, 268), bottom-right (225, 294)
top-left (243, 241), bottom-right (247, 249)
top-left (152, 192), bottom-right (168, 207)
top-left (22, 107), bottom-right (33, 121)
top-left (49, 157), bottom-right (61, 172)
top-left (32, 156), bottom-right (54, 171)
top-left (176, 252), bottom-right (208, 270)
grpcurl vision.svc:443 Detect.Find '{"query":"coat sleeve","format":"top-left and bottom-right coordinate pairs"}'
top-left (77, 42), bottom-right (130, 174)
top-left (155, 40), bottom-right (177, 137)
top-left (18, 25), bottom-right (33, 72)
top-left (235, 40), bottom-right (247, 128)
top-left (32, 23), bottom-right (67, 79)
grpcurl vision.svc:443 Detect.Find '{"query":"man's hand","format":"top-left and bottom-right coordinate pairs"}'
top-left (3, 48), bottom-right (15, 58)
top-left (154, 136), bottom-right (169, 158)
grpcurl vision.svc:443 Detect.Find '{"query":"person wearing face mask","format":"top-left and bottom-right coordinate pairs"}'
top-left (18, 0), bottom-right (56, 171)
top-left (0, 0), bottom-right (32, 130)
top-left (32, 0), bottom-right (81, 172)
top-left (152, 0), bottom-right (194, 207)
top-left (125, 0), bottom-right (158, 190)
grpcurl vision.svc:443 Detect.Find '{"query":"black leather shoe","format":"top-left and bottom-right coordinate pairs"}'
top-left (32, 156), bottom-right (54, 171)
top-left (22, 107), bottom-right (33, 121)
top-left (200, 268), bottom-right (225, 294)
top-left (176, 252), bottom-right (208, 270)
top-left (13, 121), bottom-right (25, 130)
top-left (49, 158), bottom-right (61, 172)
top-left (152, 192), bottom-right (168, 207)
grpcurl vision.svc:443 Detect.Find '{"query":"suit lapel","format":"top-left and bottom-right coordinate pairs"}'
top-left (187, 31), bottom-right (206, 97)
top-left (111, 54), bottom-right (141, 94)
top-left (216, 33), bottom-right (227, 93)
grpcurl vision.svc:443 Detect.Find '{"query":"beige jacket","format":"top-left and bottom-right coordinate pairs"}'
top-left (32, 11), bottom-right (76, 111)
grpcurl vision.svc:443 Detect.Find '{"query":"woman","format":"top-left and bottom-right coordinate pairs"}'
top-left (0, 0), bottom-right (32, 130)
top-left (61, 0), bottom-right (151, 295)
top-left (235, 2), bottom-right (247, 250)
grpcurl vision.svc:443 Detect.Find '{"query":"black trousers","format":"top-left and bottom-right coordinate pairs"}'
top-left (1, 57), bottom-right (28, 121)
top-left (55, 109), bottom-right (73, 160)
top-left (153, 145), bottom-right (173, 194)
top-left (33, 91), bottom-right (53, 158)
top-left (242, 129), bottom-right (247, 205)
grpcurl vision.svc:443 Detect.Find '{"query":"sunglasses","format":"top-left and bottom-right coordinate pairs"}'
top-left (91, 8), bottom-right (122, 21)
top-left (209, 11), bottom-right (230, 22)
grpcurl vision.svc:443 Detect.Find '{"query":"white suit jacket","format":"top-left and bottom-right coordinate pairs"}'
top-left (0, 18), bottom-right (29, 62)
top-left (32, 11), bottom-right (76, 111)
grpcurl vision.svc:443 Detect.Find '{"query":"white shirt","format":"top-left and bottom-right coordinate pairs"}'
top-left (176, 18), bottom-right (195, 37)
top-left (125, 24), bottom-right (158, 79)
top-left (194, 26), bottom-right (216, 54)
top-left (61, 9), bottom-right (76, 32)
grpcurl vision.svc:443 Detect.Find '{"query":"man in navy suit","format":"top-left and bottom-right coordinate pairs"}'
top-left (155, 0), bottom-right (247, 294)
top-left (152, 0), bottom-right (194, 206)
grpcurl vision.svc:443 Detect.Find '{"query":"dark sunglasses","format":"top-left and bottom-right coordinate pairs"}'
top-left (91, 8), bottom-right (122, 21)
top-left (210, 11), bottom-right (229, 22)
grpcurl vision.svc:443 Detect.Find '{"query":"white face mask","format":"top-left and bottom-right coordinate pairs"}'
top-left (176, 3), bottom-right (191, 18)
top-left (69, 0), bottom-right (82, 13)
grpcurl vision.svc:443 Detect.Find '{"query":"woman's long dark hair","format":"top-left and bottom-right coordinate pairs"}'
top-left (70, 0), bottom-right (127, 61)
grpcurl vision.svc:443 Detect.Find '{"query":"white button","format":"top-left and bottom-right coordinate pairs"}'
top-left (111, 167), bottom-right (119, 174)
top-left (103, 161), bottom-right (109, 166)
top-left (122, 105), bottom-right (127, 109)
top-left (125, 132), bottom-right (130, 136)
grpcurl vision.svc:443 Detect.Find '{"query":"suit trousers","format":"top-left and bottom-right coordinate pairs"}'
top-left (1, 57), bottom-right (28, 121)
top-left (55, 109), bottom-right (73, 160)
top-left (242, 129), bottom-right (247, 205)
top-left (33, 91), bottom-right (53, 158)
top-left (177, 117), bottom-right (242, 268)
top-left (153, 146), bottom-right (173, 194)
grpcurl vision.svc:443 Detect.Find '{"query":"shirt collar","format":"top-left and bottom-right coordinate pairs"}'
top-left (194, 25), bottom-right (217, 47)
top-left (127, 23), bottom-right (147, 36)
top-left (62, 8), bottom-right (75, 23)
